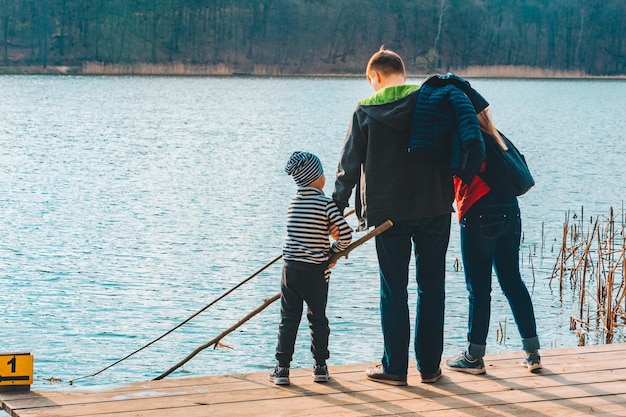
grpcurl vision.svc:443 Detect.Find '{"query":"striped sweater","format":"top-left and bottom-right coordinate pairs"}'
top-left (283, 187), bottom-right (352, 265)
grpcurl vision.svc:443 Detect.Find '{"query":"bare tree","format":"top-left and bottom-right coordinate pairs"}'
top-left (433, 0), bottom-right (446, 56)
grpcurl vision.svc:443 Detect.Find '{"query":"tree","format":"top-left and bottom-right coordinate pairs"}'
top-left (0, 0), bottom-right (624, 75)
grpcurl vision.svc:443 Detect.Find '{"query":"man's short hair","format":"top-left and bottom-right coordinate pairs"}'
top-left (366, 47), bottom-right (406, 78)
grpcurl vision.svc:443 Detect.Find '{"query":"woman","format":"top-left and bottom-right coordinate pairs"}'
top-left (445, 107), bottom-right (541, 374)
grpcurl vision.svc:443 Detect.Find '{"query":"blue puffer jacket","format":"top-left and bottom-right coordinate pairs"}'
top-left (409, 73), bottom-right (489, 183)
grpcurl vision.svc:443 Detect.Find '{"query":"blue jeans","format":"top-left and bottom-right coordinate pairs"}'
top-left (374, 214), bottom-right (450, 376)
top-left (460, 193), bottom-right (539, 357)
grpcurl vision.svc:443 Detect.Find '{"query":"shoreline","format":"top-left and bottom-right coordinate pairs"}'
top-left (1, 63), bottom-right (625, 79)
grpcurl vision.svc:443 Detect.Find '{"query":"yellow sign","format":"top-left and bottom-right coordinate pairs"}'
top-left (0, 352), bottom-right (34, 387)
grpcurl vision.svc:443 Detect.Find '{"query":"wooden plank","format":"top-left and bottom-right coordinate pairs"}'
top-left (6, 343), bottom-right (623, 406)
top-left (4, 364), bottom-right (625, 415)
top-left (2, 362), bottom-right (623, 406)
top-left (2, 343), bottom-right (625, 417)
top-left (19, 378), bottom-right (625, 417)
top-left (3, 374), bottom-right (624, 415)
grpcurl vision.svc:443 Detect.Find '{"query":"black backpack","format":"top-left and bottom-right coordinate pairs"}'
top-left (478, 130), bottom-right (535, 196)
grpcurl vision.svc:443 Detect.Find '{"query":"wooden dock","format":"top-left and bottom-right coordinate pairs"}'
top-left (2, 343), bottom-right (625, 416)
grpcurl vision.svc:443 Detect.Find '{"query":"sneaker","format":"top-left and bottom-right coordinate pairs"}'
top-left (445, 351), bottom-right (486, 374)
top-left (268, 366), bottom-right (290, 385)
top-left (364, 365), bottom-right (407, 386)
top-left (313, 364), bottom-right (329, 383)
top-left (420, 368), bottom-right (442, 383)
top-left (521, 351), bottom-right (542, 371)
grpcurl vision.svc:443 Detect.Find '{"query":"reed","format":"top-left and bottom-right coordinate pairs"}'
top-left (81, 61), bottom-right (235, 76)
top-left (458, 65), bottom-right (588, 79)
top-left (553, 206), bottom-right (626, 345)
top-left (79, 61), bottom-right (308, 77)
top-left (495, 320), bottom-right (507, 345)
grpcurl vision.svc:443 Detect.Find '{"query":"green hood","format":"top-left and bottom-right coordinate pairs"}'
top-left (359, 84), bottom-right (420, 105)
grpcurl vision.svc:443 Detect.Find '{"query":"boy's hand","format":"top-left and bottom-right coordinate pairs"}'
top-left (328, 261), bottom-right (337, 269)
top-left (329, 224), bottom-right (339, 240)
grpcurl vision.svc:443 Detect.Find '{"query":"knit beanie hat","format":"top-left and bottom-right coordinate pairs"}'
top-left (285, 151), bottom-right (324, 186)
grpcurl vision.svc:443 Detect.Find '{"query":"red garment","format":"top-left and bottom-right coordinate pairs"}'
top-left (454, 162), bottom-right (490, 222)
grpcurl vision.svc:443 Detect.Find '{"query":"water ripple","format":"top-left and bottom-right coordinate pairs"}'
top-left (0, 76), bottom-right (623, 392)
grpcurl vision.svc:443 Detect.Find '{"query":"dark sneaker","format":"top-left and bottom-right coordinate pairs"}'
top-left (364, 365), bottom-right (407, 386)
top-left (420, 368), bottom-right (442, 383)
top-left (445, 351), bottom-right (486, 374)
top-left (521, 351), bottom-right (542, 371)
top-left (313, 364), bottom-right (329, 383)
top-left (268, 366), bottom-right (290, 385)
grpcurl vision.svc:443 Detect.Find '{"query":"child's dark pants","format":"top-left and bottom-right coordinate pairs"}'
top-left (275, 261), bottom-right (330, 367)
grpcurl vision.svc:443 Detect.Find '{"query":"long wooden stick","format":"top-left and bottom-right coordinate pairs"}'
top-left (69, 253), bottom-right (283, 385)
top-left (329, 219), bottom-right (393, 263)
top-left (154, 219), bottom-right (393, 380)
top-left (154, 293), bottom-right (281, 380)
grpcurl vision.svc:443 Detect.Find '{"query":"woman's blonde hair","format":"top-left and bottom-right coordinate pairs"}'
top-left (477, 106), bottom-right (508, 151)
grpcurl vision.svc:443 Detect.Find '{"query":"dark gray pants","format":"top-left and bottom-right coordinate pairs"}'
top-left (275, 261), bottom-right (329, 367)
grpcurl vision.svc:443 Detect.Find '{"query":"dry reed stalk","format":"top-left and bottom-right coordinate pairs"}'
top-left (495, 320), bottom-right (506, 344)
top-left (529, 246), bottom-right (536, 285)
top-left (571, 220), bottom-right (598, 287)
top-left (580, 254), bottom-right (589, 321)
top-left (617, 247), bottom-right (626, 310)
top-left (541, 221), bottom-right (545, 255)
top-left (558, 206), bottom-right (625, 345)
top-left (623, 201), bottom-right (626, 314)
top-left (550, 211), bottom-right (569, 295)
top-left (81, 61), bottom-right (235, 76)
top-left (606, 266), bottom-right (614, 342)
top-left (458, 65), bottom-right (587, 78)
top-left (596, 220), bottom-right (604, 320)
top-left (608, 248), bottom-right (625, 316)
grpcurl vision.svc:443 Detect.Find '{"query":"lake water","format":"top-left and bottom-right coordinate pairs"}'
top-left (0, 76), bottom-right (624, 393)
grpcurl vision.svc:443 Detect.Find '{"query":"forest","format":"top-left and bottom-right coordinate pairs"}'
top-left (1, 0), bottom-right (624, 76)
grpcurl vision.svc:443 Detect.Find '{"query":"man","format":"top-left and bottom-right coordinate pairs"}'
top-left (332, 47), bottom-right (455, 385)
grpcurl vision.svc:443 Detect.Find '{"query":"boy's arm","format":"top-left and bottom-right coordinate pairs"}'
top-left (327, 201), bottom-right (353, 254)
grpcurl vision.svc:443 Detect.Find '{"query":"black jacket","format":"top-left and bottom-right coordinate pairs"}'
top-left (332, 85), bottom-right (454, 231)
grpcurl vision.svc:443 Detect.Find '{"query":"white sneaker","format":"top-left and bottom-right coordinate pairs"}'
top-left (521, 352), bottom-right (542, 371)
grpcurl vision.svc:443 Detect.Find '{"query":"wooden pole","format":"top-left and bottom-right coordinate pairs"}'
top-left (153, 293), bottom-right (281, 380)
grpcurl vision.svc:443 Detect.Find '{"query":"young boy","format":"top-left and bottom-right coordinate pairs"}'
top-left (269, 151), bottom-right (353, 385)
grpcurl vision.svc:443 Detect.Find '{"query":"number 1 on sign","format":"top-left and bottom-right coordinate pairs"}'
top-left (7, 357), bottom-right (17, 373)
